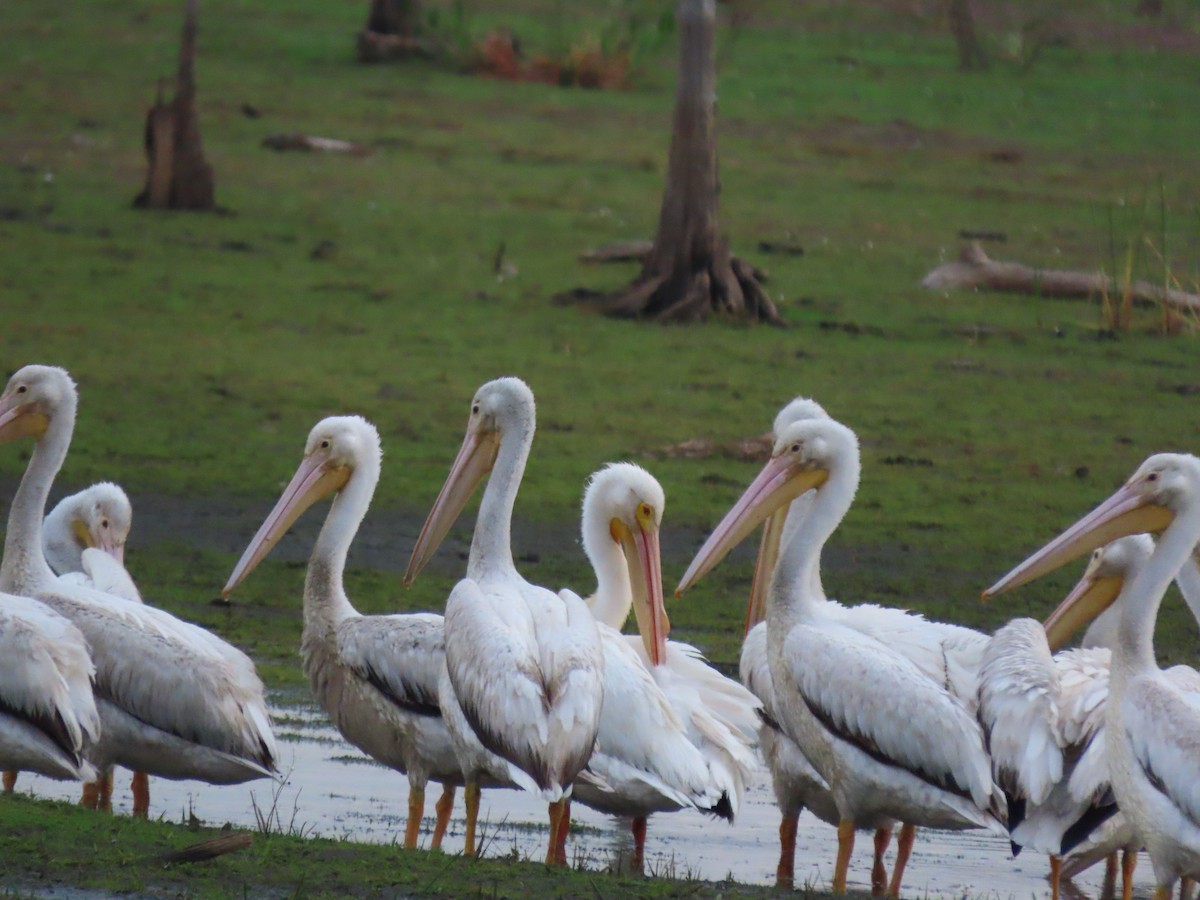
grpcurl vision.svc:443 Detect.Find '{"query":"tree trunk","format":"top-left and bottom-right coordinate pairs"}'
top-left (558, 0), bottom-right (781, 325)
top-left (357, 0), bottom-right (433, 62)
top-left (134, 0), bottom-right (214, 210)
top-left (948, 0), bottom-right (988, 71)
top-left (365, 0), bottom-right (421, 36)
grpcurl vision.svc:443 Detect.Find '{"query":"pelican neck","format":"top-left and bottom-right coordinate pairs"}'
top-left (1, 398), bottom-right (73, 595)
top-left (303, 456), bottom-right (376, 628)
top-left (466, 412), bottom-right (533, 584)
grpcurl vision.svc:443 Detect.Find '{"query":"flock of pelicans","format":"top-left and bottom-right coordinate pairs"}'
top-left (2, 362), bottom-right (1200, 899)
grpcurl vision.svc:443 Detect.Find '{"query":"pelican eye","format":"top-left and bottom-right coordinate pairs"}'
top-left (472, 403), bottom-right (480, 414)
top-left (791, 443), bottom-right (802, 454)
top-left (16, 385), bottom-right (27, 394)
top-left (636, 502), bottom-right (654, 524)
top-left (320, 439), bottom-right (330, 449)
top-left (1147, 473), bottom-right (1159, 482)
top-left (101, 519), bottom-right (109, 529)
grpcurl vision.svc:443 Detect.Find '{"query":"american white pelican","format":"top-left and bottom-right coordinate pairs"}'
top-left (985, 452), bottom-right (1200, 898)
top-left (0, 365), bottom-right (277, 816)
top-left (222, 415), bottom-right (462, 849)
top-left (43, 483), bottom-right (132, 588)
top-left (575, 462), bottom-right (756, 870)
top-left (405, 377), bottom-right (604, 866)
top-left (678, 416), bottom-right (1005, 895)
top-left (0, 594), bottom-right (100, 785)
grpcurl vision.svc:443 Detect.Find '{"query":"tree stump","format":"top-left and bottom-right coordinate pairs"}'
top-left (557, 0), bottom-right (782, 325)
top-left (357, 0), bottom-right (430, 63)
top-left (948, 0), bottom-right (989, 71)
top-left (133, 0), bottom-right (214, 210)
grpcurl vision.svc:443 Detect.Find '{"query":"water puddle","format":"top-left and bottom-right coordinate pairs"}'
top-left (13, 698), bottom-right (1154, 898)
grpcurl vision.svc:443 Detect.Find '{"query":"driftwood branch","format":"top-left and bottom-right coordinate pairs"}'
top-left (160, 832), bottom-right (252, 865)
top-left (922, 243), bottom-right (1200, 314)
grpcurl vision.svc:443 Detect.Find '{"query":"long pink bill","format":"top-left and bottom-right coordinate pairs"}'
top-left (745, 506), bottom-right (787, 635)
top-left (1043, 570), bottom-right (1123, 652)
top-left (676, 454), bottom-right (826, 597)
top-left (404, 427), bottom-right (499, 586)
top-left (983, 482), bottom-right (1173, 600)
top-left (223, 453), bottom-right (349, 597)
top-left (621, 520), bottom-right (669, 667)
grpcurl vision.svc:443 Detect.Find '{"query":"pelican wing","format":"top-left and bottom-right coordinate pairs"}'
top-left (977, 618), bottom-right (1063, 805)
top-left (70, 548), bottom-right (142, 603)
top-left (337, 613), bottom-right (444, 717)
top-left (1121, 672), bottom-right (1200, 827)
top-left (786, 621), bottom-right (999, 811)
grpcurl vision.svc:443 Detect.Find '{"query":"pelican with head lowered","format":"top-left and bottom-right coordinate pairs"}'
top-left (678, 415), bottom-right (1005, 895)
top-left (223, 415), bottom-right (462, 850)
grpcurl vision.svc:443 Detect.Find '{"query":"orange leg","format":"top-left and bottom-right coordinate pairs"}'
top-left (871, 826), bottom-right (893, 896)
top-left (464, 780), bottom-right (481, 856)
top-left (80, 780), bottom-right (100, 809)
top-left (1121, 848), bottom-right (1138, 900)
top-left (98, 771), bottom-right (114, 812)
top-left (2, 771), bottom-right (17, 793)
top-left (553, 799), bottom-right (572, 867)
top-left (630, 816), bottom-right (647, 874)
top-left (888, 823), bottom-right (916, 898)
top-left (1181, 877), bottom-right (1194, 900)
top-left (404, 784), bottom-right (425, 849)
top-left (777, 808), bottom-right (799, 889)
top-left (1049, 855), bottom-right (1061, 900)
top-left (129, 772), bottom-right (148, 817)
top-left (1103, 852), bottom-right (1120, 896)
top-left (833, 818), bottom-right (856, 895)
top-left (545, 800), bottom-right (563, 866)
top-left (431, 784), bottom-right (455, 850)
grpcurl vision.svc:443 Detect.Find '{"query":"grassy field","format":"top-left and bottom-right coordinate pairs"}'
top-left (2, 0), bottom-right (1199, 894)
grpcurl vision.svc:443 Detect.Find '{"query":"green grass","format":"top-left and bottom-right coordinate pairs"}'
top-left (2, 0), bottom-right (1200, 890)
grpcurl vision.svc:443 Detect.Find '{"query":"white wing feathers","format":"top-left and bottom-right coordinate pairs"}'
top-left (1122, 675), bottom-right (1200, 827)
top-left (337, 613), bottom-right (444, 716)
top-left (977, 618), bottom-right (1064, 805)
top-left (66, 549), bottom-right (142, 603)
top-left (787, 621), bottom-right (999, 812)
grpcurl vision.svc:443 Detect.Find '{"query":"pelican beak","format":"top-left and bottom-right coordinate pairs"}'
top-left (983, 482), bottom-right (1174, 600)
top-left (0, 394), bottom-right (48, 444)
top-left (405, 425), bottom-right (500, 586)
top-left (1043, 571), bottom-right (1123, 651)
top-left (745, 506), bottom-right (787, 635)
top-left (677, 454), bottom-right (828, 596)
top-left (613, 515), bottom-right (668, 667)
top-left (223, 453), bottom-right (351, 596)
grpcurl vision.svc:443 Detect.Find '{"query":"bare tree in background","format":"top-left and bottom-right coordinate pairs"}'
top-left (134, 0), bottom-right (215, 210)
top-left (357, 0), bottom-right (432, 62)
top-left (948, 0), bottom-right (988, 71)
top-left (564, 0), bottom-right (781, 324)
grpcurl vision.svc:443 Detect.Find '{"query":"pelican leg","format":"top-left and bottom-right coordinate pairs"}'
top-left (464, 780), bottom-right (481, 856)
top-left (833, 819), bottom-right (855, 895)
top-left (1181, 877), bottom-right (1194, 900)
top-left (97, 771), bottom-right (114, 812)
top-left (545, 800), bottom-right (563, 866)
top-left (871, 826), bottom-right (893, 896)
top-left (431, 784), bottom-right (456, 850)
top-left (887, 823), bottom-right (917, 898)
top-left (1152, 887), bottom-right (1171, 900)
top-left (553, 799), bottom-right (572, 867)
top-left (1121, 848), bottom-right (1138, 900)
top-left (1049, 855), bottom-right (1061, 900)
top-left (776, 807), bottom-right (799, 889)
top-left (404, 784), bottom-right (425, 849)
top-left (129, 772), bottom-right (148, 818)
top-left (80, 779), bottom-right (100, 809)
top-left (630, 816), bottom-right (647, 874)
top-left (2, 770), bottom-right (16, 792)
top-left (1103, 852), bottom-right (1119, 897)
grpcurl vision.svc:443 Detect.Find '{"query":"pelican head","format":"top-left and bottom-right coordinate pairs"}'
top-left (747, 396), bottom-right (831, 633)
top-left (984, 453), bottom-right (1199, 603)
top-left (678, 416), bottom-right (858, 597)
top-left (583, 463), bottom-right (669, 665)
top-left (0, 365), bottom-right (76, 444)
top-left (224, 416), bottom-right (378, 596)
top-left (44, 482), bottom-right (132, 572)
top-left (1042, 534), bottom-right (1154, 651)
top-left (404, 377), bottom-right (534, 585)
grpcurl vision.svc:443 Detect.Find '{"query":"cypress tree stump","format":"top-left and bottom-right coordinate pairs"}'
top-left (133, 0), bottom-right (214, 210)
top-left (558, 0), bottom-right (782, 325)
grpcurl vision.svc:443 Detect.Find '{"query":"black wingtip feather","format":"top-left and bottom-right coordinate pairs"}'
top-left (706, 791), bottom-right (735, 822)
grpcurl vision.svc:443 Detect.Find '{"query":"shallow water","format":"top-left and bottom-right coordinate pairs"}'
top-left (14, 699), bottom-right (1154, 899)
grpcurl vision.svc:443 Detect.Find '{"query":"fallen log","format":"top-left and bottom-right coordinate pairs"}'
top-left (922, 243), bottom-right (1200, 314)
top-left (160, 832), bottom-right (252, 865)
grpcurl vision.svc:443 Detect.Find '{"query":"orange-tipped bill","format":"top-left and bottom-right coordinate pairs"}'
top-left (1043, 570), bottom-right (1124, 652)
top-left (404, 426), bottom-right (500, 586)
top-left (745, 506), bottom-right (787, 635)
top-left (223, 454), bottom-right (350, 596)
top-left (677, 454), bottom-right (828, 597)
top-left (613, 517), bottom-right (669, 667)
top-left (983, 482), bottom-right (1173, 601)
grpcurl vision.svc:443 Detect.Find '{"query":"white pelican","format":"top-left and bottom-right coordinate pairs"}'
top-left (575, 462), bottom-right (756, 870)
top-left (0, 365), bottom-right (277, 815)
top-left (405, 377), bottom-right (604, 866)
top-left (678, 416), bottom-right (1005, 895)
top-left (222, 415), bottom-right (462, 849)
top-left (985, 452), bottom-right (1200, 898)
top-left (0, 594), bottom-right (100, 785)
